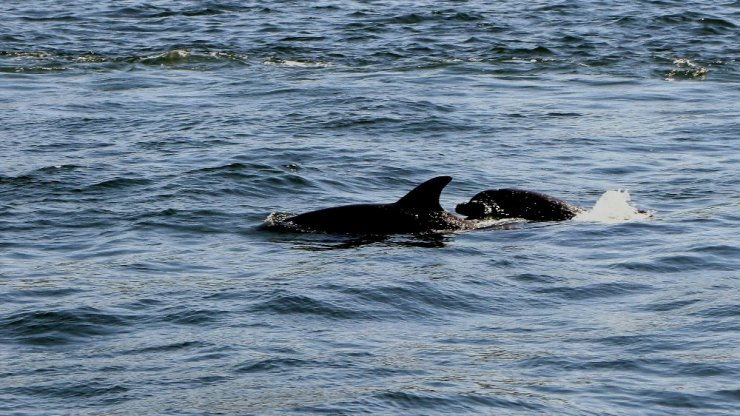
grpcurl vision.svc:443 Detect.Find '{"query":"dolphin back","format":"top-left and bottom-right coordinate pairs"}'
top-left (271, 176), bottom-right (468, 234)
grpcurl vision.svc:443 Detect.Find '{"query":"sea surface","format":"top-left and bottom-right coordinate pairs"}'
top-left (1, 1), bottom-right (739, 415)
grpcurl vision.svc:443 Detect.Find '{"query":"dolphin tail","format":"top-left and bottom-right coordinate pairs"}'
top-left (394, 176), bottom-right (452, 211)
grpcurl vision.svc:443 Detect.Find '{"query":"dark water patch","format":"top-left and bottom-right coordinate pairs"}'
top-left (18, 13), bottom-right (81, 23)
top-left (203, 289), bottom-right (259, 302)
top-left (387, 13), bottom-right (427, 25)
top-left (121, 258), bottom-right (220, 275)
top-left (510, 273), bottom-right (565, 284)
top-left (595, 334), bottom-right (668, 352)
top-left (535, 282), bottom-right (653, 301)
top-left (590, 165), bottom-right (651, 175)
top-left (691, 304), bottom-right (740, 318)
top-left (132, 212), bottom-right (243, 236)
top-left (28, 138), bottom-right (119, 155)
top-left (0, 173), bottom-right (67, 192)
top-left (639, 388), bottom-right (727, 410)
top-left (188, 162), bottom-right (284, 179)
top-left (186, 351), bottom-right (233, 363)
top-left (615, 254), bottom-right (733, 272)
top-left (1, 307), bottom-right (130, 346)
top-left (280, 35), bottom-right (328, 42)
top-left (159, 308), bottom-right (227, 326)
top-left (116, 298), bottom-right (164, 311)
top-left (546, 111), bottom-right (582, 118)
top-left (372, 391), bottom-right (473, 413)
top-left (4, 208), bottom-right (124, 233)
top-left (689, 244), bottom-right (740, 257)
top-left (267, 233), bottom-right (451, 251)
top-left (381, 9), bottom-right (486, 27)
top-left (250, 292), bottom-right (367, 320)
top-left (360, 365), bottom-right (428, 379)
top-left (442, 11), bottom-right (485, 23)
top-left (312, 100), bottom-right (462, 132)
top-left (78, 177), bottom-right (151, 193)
top-left (7, 381), bottom-right (129, 400)
top-left (0, 287), bottom-right (84, 305)
top-left (716, 389), bottom-right (740, 401)
top-left (655, 12), bottom-right (737, 33)
top-left (638, 298), bottom-right (701, 312)
top-left (320, 114), bottom-right (404, 130)
top-left (523, 355), bottom-right (732, 380)
top-left (368, 390), bottom-right (545, 414)
top-left (687, 319), bottom-right (740, 334)
top-left (234, 357), bottom-right (313, 374)
top-left (122, 340), bottom-right (209, 356)
top-left (133, 118), bottom-right (234, 140)
top-left (337, 281), bottom-right (496, 318)
top-left (188, 375), bottom-right (231, 387)
top-left (104, 4), bottom-right (173, 19)
top-left (135, 208), bottom-right (178, 219)
top-left (186, 166), bottom-right (311, 194)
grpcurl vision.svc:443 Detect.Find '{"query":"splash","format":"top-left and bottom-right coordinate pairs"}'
top-left (574, 190), bottom-right (653, 223)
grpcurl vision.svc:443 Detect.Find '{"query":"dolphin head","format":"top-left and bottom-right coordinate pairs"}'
top-left (455, 200), bottom-right (497, 219)
top-left (455, 190), bottom-right (511, 219)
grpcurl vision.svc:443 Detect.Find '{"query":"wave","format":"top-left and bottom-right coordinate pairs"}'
top-left (1, 307), bottom-right (130, 346)
top-left (250, 291), bottom-right (368, 320)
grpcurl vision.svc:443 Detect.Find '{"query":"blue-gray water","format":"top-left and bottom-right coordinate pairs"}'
top-left (2, 1), bottom-right (739, 415)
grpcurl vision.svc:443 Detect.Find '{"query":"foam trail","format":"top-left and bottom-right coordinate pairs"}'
top-left (574, 190), bottom-right (653, 223)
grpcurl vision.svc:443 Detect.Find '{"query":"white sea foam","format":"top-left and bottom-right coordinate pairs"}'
top-left (574, 190), bottom-right (653, 223)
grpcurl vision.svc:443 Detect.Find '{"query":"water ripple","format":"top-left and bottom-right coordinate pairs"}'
top-left (250, 292), bottom-right (367, 320)
top-left (1, 307), bottom-right (130, 346)
top-left (535, 282), bottom-right (654, 301)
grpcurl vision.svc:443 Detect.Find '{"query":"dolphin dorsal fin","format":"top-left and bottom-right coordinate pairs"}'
top-left (394, 176), bottom-right (452, 211)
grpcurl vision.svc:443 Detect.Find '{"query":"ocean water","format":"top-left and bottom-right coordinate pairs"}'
top-left (1, 1), bottom-right (739, 415)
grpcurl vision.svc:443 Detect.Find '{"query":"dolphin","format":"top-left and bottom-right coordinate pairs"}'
top-left (276, 176), bottom-right (472, 234)
top-left (455, 189), bottom-right (584, 222)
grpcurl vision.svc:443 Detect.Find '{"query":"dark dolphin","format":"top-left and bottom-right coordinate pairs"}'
top-left (276, 176), bottom-right (473, 234)
top-left (455, 189), bottom-right (584, 222)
